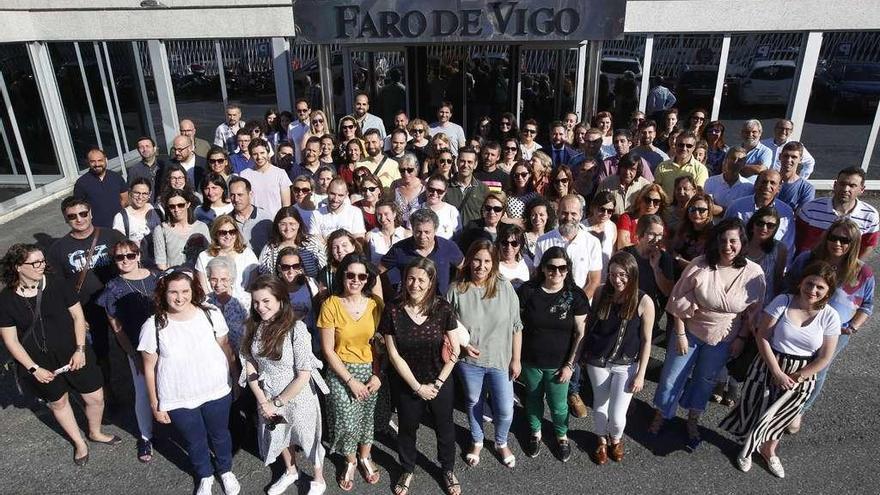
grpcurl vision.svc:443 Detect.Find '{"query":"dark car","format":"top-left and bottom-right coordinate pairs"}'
top-left (816, 61), bottom-right (880, 114)
top-left (675, 66), bottom-right (724, 110)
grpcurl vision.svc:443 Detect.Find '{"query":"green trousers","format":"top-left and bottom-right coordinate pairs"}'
top-left (521, 365), bottom-right (569, 438)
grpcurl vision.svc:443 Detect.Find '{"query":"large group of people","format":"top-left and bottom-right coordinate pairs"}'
top-left (0, 93), bottom-right (876, 494)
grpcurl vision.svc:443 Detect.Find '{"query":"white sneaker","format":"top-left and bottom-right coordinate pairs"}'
top-left (196, 476), bottom-right (214, 495)
top-left (307, 480), bottom-right (327, 495)
top-left (219, 472), bottom-right (241, 495)
top-left (267, 470), bottom-right (299, 495)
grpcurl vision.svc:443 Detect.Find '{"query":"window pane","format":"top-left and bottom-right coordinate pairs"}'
top-left (135, 41), bottom-right (165, 149)
top-left (599, 34), bottom-right (646, 125)
top-left (521, 48), bottom-right (577, 137)
top-left (49, 42), bottom-right (100, 168)
top-left (802, 32), bottom-right (880, 179)
top-left (0, 69), bottom-right (31, 201)
top-left (167, 39), bottom-right (224, 153)
top-left (221, 38), bottom-right (278, 143)
top-left (105, 42), bottom-right (150, 152)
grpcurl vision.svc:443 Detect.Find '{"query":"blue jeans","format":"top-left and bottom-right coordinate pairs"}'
top-left (457, 361), bottom-right (514, 445)
top-left (653, 332), bottom-right (731, 419)
top-left (568, 363), bottom-right (583, 396)
top-left (803, 333), bottom-right (850, 412)
top-left (168, 393), bottom-right (233, 478)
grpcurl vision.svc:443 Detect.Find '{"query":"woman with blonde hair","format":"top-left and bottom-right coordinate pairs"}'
top-left (301, 110), bottom-right (330, 153)
top-left (615, 183), bottom-right (669, 250)
top-left (405, 118), bottom-right (431, 167)
top-left (194, 214), bottom-right (259, 294)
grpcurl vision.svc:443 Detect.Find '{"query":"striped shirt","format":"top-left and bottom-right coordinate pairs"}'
top-left (795, 197), bottom-right (879, 256)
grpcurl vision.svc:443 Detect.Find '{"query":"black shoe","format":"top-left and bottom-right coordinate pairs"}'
top-left (557, 438), bottom-right (572, 463)
top-left (524, 436), bottom-right (541, 458)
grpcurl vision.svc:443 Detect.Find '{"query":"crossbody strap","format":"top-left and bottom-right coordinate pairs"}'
top-left (75, 228), bottom-right (101, 293)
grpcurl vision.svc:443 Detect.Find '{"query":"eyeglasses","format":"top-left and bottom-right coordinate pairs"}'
top-left (643, 197), bottom-right (662, 206)
top-left (596, 207), bottom-right (614, 215)
top-left (363, 186), bottom-right (379, 193)
top-left (427, 186), bottom-right (446, 195)
top-left (21, 259), bottom-right (46, 268)
top-left (167, 202), bottom-right (188, 210)
top-left (754, 220), bottom-right (778, 230)
top-left (827, 234), bottom-right (852, 245)
top-left (342, 124), bottom-right (356, 130)
top-left (412, 128), bottom-right (425, 134)
top-left (691, 116), bottom-right (706, 122)
top-left (345, 272), bottom-right (369, 281)
top-left (399, 168), bottom-right (415, 175)
top-left (688, 206), bottom-right (709, 214)
top-left (500, 240), bottom-right (520, 248)
top-left (776, 127), bottom-right (794, 132)
top-left (586, 138), bottom-right (603, 146)
top-left (114, 253), bottom-right (138, 261)
top-left (504, 147), bottom-right (518, 152)
top-left (171, 146), bottom-right (190, 153)
top-left (676, 143), bottom-right (695, 149)
top-left (217, 228), bottom-right (237, 237)
top-left (438, 158), bottom-right (454, 164)
top-left (65, 211), bottom-right (90, 221)
top-left (544, 263), bottom-right (568, 274)
top-left (483, 205), bottom-right (504, 213)
top-left (292, 187), bottom-right (311, 194)
top-left (554, 177), bottom-right (570, 184)
top-left (523, 129), bottom-right (537, 135)
top-left (279, 263), bottom-right (302, 271)
top-left (208, 158), bottom-right (226, 164)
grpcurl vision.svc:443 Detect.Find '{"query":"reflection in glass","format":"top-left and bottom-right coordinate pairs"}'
top-left (599, 35), bottom-right (647, 124)
top-left (651, 34), bottom-right (723, 116)
top-left (104, 42), bottom-right (150, 151)
top-left (0, 76), bottom-right (30, 202)
top-left (520, 49), bottom-right (577, 138)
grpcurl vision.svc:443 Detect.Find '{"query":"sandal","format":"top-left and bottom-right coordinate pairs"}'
top-left (465, 442), bottom-right (483, 467)
top-left (137, 439), bottom-right (153, 463)
top-left (496, 443), bottom-right (515, 468)
top-left (357, 456), bottom-right (380, 485)
top-left (394, 472), bottom-right (414, 495)
top-left (442, 470), bottom-right (461, 495)
top-left (337, 461), bottom-right (356, 491)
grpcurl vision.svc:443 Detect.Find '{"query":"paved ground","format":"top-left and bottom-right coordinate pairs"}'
top-left (1, 198), bottom-right (879, 495)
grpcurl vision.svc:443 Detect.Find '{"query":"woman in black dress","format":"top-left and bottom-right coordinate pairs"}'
top-left (0, 244), bottom-right (119, 466)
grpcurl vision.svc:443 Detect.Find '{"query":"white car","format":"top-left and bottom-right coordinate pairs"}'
top-left (738, 60), bottom-right (796, 106)
top-left (601, 55), bottom-right (643, 86)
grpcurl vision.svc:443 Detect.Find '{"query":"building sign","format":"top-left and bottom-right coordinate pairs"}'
top-left (293, 0), bottom-right (626, 44)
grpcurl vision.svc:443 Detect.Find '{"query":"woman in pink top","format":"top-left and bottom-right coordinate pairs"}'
top-left (648, 218), bottom-right (766, 451)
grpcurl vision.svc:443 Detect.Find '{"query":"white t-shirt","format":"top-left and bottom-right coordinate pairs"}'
top-left (499, 258), bottom-right (531, 289)
top-left (309, 202), bottom-right (366, 238)
top-left (113, 206), bottom-right (153, 243)
top-left (366, 226), bottom-right (410, 265)
top-left (764, 294), bottom-right (841, 357)
top-left (429, 122), bottom-right (466, 155)
top-left (585, 220), bottom-right (617, 278)
top-left (211, 203), bottom-right (234, 218)
top-left (533, 225), bottom-right (603, 288)
top-left (240, 165), bottom-right (292, 217)
top-left (138, 306), bottom-right (231, 411)
top-left (195, 248), bottom-right (260, 296)
top-left (431, 202), bottom-right (461, 240)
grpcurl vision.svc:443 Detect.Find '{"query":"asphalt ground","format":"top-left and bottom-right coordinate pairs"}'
top-left (1, 197), bottom-right (879, 495)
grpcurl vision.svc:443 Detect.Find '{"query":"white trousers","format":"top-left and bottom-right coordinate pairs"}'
top-left (587, 362), bottom-right (638, 441)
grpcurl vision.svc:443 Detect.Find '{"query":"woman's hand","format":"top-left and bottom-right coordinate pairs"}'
top-left (348, 379), bottom-right (370, 401)
top-left (415, 384), bottom-right (438, 401)
top-left (152, 408), bottom-right (171, 424)
top-left (33, 368), bottom-right (55, 384)
top-left (629, 374), bottom-right (645, 394)
top-left (365, 374), bottom-right (382, 394)
top-left (675, 333), bottom-right (689, 355)
top-left (509, 359), bottom-right (522, 380)
top-left (258, 401), bottom-right (279, 421)
top-left (555, 366), bottom-right (573, 383)
top-left (68, 350), bottom-right (86, 371)
top-left (771, 370), bottom-right (796, 390)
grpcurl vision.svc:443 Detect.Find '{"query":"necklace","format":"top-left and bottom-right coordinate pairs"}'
top-left (20, 284), bottom-right (48, 353)
top-left (122, 273), bottom-right (149, 297)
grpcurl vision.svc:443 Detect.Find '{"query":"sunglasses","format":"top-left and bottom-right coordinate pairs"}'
top-left (554, 177), bottom-right (570, 184)
top-left (399, 168), bottom-right (415, 175)
top-left (596, 207), bottom-right (614, 215)
top-left (208, 158), bottom-right (226, 164)
top-left (217, 229), bottom-right (237, 237)
top-left (688, 206), bottom-right (709, 214)
top-left (292, 187), bottom-right (311, 194)
top-left (827, 234), bottom-right (852, 245)
top-left (504, 147), bottom-right (518, 152)
top-left (427, 186), bottom-right (446, 195)
top-left (345, 272), bottom-right (369, 281)
top-left (544, 263), bottom-right (569, 274)
top-left (500, 240), bottom-right (520, 248)
top-left (363, 186), bottom-right (379, 193)
top-left (523, 129), bottom-right (537, 135)
top-left (500, 122), bottom-right (512, 127)
top-left (114, 253), bottom-right (138, 261)
top-left (412, 128), bottom-right (425, 134)
top-left (691, 116), bottom-right (706, 121)
top-left (484, 205), bottom-right (504, 213)
top-left (167, 202), bottom-right (188, 210)
top-left (755, 220), bottom-right (778, 230)
top-left (311, 118), bottom-right (324, 124)
top-left (676, 143), bottom-right (696, 149)
top-left (65, 211), bottom-right (90, 221)
top-left (438, 158), bottom-right (454, 164)
top-left (296, 108), bottom-right (310, 113)
top-left (513, 172), bottom-right (529, 178)
top-left (643, 197), bottom-right (662, 206)
top-left (342, 124), bottom-right (356, 130)
top-left (279, 263), bottom-right (302, 271)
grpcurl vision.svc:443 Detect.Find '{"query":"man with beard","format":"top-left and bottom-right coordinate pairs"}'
top-left (229, 176), bottom-right (273, 254)
top-left (474, 141), bottom-right (509, 194)
top-left (363, 128), bottom-right (400, 188)
top-left (386, 128), bottom-right (409, 161)
top-left (532, 194), bottom-right (602, 419)
top-left (444, 148), bottom-right (489, 227)
top-left (775, 141), bottom-right (815, 212)
top-left (214, 104), bottom-right (244, 153)
top-left (738, 119), bottom-right (773, 182)
top-left (429, 101), bottom-right (466, 155)
top-left (351, 92), bottom-right (387, 139)
top-left (633, 119), bottom-right (669, 171)
top-left (308, 178), bottom-right (366, 241)
top-left (546, 121), bottom-right (583, 169)
top-left (73, 148), bottom-right (128, 229)
top-left (169, 134), bottom-right (207, 190)
top-left (796, 166), bottom-right (879, 258)
top-left (127, 136), bottom-right (168, 202)
top-left (240, 138), bottom-right (291, 216)
top-left (725, 169), bottom-right (795, 253)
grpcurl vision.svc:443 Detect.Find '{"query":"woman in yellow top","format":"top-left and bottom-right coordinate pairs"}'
top-left (317, 252), bottom-right (384, 492)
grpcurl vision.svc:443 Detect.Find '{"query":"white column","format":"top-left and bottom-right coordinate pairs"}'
top-left (271, 37), bottom-right (294, 111)
top-left (861, 100), bottom-right (880, 173)
top-left (582, 41), bottom-right (603, 118)
top-left (787, 32), bottom-right (823, 142)
top-left (147, 40), bottom-right (179, 153)
top-left (574, 42), bottom-right (587, 121)
top-left (214, 40), bottom-right (228, 108)
top-left (316, 45), bottom-right (335, 121)
top-left (638, 35), bottom-right (654, 113)
top-left (711, 35), bottom-right (731, 121)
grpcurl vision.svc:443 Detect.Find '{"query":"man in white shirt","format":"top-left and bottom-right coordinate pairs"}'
top-left (286, 98), bottom-right (311, 162)
top-left (309, 178), bottom-right (366, 240)
top-left (429, 101), bottom-right (466, 155)
top-left (739, 119), bottom-right (774, 183)
top-left (703, 145), bottom-right (753, 215)
top-left (762, 118), bottom-right (817, 180)
top-left (352, 92), bottom-right (387, 139)
top-left (240, 138), bottom-right (292, 217)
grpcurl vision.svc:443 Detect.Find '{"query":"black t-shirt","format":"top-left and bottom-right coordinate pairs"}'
top-left (96, 273), bottom-right (159, 344)
top-left (0, 277), bottom-right (79, 355)
top-left (517, 282), bottom-right (589, 368)
top-left (474, 168), bottom-right (509, 190)
top-left (623, 245), bottom-right (674, 313)
top-left (47, 228), bottom-right (125, 304)
top-left (378, 297), bottom-right (457, 383)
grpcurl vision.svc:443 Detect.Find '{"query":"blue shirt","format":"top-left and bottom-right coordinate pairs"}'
top-left (230, 153), bottom-right (253, 174)
top-left (381, 236), bottom-right (464, 294)
top-left (742, 143), bottom-right (774, 183)
top-left (777, 178), bottom-right (815, 212)
top-left (724, 196), bottom-right (795, 256)
top-left (73, 170), bottom-right (127, 228)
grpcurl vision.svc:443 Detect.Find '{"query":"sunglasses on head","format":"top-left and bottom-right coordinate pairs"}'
top-left (484, 205), bottom-right (504, 213)
top-left (65, 210), bottom-right (90, 221)
top-left (279, 263), bottom-right (302, 271)
top-left (114, 253), bottom-right (137, 261)
top-left (345, 272), bottom-right (369, 281)
top-left (827, 234), bottom-right (852, 245)
top-left (544, 263), bottom-right (568, 274)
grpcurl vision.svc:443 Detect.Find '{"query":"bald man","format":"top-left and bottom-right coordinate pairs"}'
top-left (179, 118), bottom-right (211, 158)
top-left (169, 134), bottom-right (207, 189)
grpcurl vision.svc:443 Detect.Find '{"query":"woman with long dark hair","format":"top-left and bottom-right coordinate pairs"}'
top-left (504, 160), bottom-right (539, 223)
top-left (152, 189), bottom-right (210, 271)
top-left (196, 172), bottom-right (234, 225)
top-left (240, 275), bottom-right (327, 495)
top-left (259, 206), bottom-right (324, 278)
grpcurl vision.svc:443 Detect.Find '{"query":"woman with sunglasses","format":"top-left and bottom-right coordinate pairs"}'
top-left (275, 247), bottom-right (321, 347)
top-left (366, 200), bottom-right (411, 266)
top-left (545, 165), bottom-right (582, 214)
top-left (1, 244), bottom-right (117, 465)
top-left (517, 246), bottom-right (588, 462)
top-left (500, 137), bottom-right (522, 175)
top-left (139, 270), bottom-right (240, 495)
top-left (650, 219), bottom-right (766, 450)
top-left (670, 192), bottom-right (716, 271)
top-left (615, 183), bottom-right (668, 251)
top-left (721, 261), bottom-right (840, 478)
top-left (336, 116), bottom-right (364, 162)
top-left (523, 196), bottom-right (558, 261)
top-left (206, 146), bottom-right (233, 182)
top-left (196, 173), bottom-right (234, 226)
top-left (703, 120), bottom-right (728, 175)
top-left (458, 192), bottom-right (508, 252)
top-left (426, 150), bottom-right (456, 180)
top-left (529, 151), bottom-right (552, 195)
top-left (259, 206), bottom-right (324, 279)
top-left (381, 258), bottom-right (462, 495)
top-left (421, 175), bottom-right (460, 240)
top-left (686, 108), bottom-right (708, 137)
top-left (114, 178), bottom-right (163, 266)
top-left (393, 154), bottom-right (425, 227)
top-left (585, 191), bottom-right (618, 278)
top-left (449, 240), bottom-right (523, 470)
top-left (338, 139), bottom-right (368, 189)
top-left (240, 275), bottom-right (328, 495)
top-left (497, 112), bottom-right (519, 142)
top-left (496, 223), bottom-right (531, 288)
top-left (300, 110), bottom-right (330, 154)
top-left (98, 240), bottom-right (159, 463)
top-left (405, 118), bottom-right (431, 168)
top-left (352, 172), bottom-right (383, 232)
top-left (782, 219), bottom-right (874, 432)
top-left (504, 161), bottom-right (538, 224)
top-left (583, 251), bottom-right (654, 465)
top-left (153, 189), bottom-right (210, 271)
top-left (194, 215), bottom-right (259, 295)
top-left (317, 253), bottom-right (384, 491)
top-left (622, 215), bottom-right (676, 334)
top-left (519, 119), bottom-right (542, 160)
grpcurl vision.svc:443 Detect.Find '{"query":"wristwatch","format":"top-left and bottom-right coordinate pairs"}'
top-left (272, 397), bottom-right (284, 408)
top-left (28, 365), bottom-right (38, 375)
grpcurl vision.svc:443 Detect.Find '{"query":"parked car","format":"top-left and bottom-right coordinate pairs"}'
top-left (675, 65), bottom-right (721, 109)
top-left (816, 61), bottom-right (880, 114)
top-left (600, 53), bottom-right (642, 87)
top-left (737, 60), bottom-right (795, 106)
